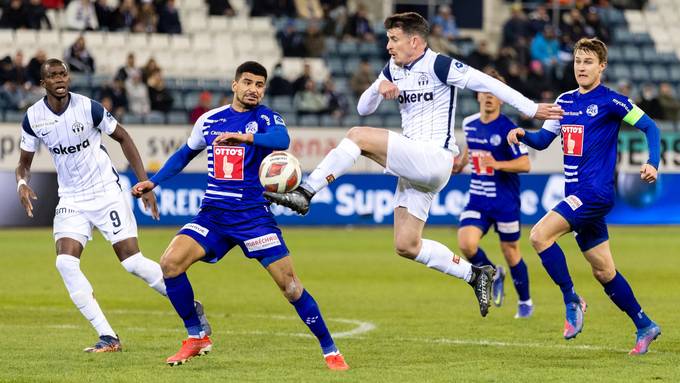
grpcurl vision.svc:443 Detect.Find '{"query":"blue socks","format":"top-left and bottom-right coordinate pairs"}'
top-left (165, 273), bottom-right (203, 336)
top-left (292, 289), bottom-right (337, 355)
top-left (468, 247), bottom-right (493, 267)
top-left (603, 271), bottom-right (652, 330)
top-left (510, 259), bottom-right (531, 301)
top-left (538, 243), bottom-right (579, 304)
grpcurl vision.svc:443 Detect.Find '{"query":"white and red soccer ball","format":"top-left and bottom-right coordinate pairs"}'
top-left (259, 151), bottom-right (301, 193)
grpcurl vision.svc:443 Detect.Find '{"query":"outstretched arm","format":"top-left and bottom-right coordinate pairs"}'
top-left (464, 68), bottom-right (563, 120)
top-left (629, 112), bottom-right (660, 183)
top-left (137, 144), bottom-right (202, 192)
top-left (507, 127), bottom-right (558, 150)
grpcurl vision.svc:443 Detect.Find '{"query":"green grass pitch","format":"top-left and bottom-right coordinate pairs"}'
top-left (0, 226), bottom-right (678, 382)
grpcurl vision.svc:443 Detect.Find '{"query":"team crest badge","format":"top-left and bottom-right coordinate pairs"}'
top-left (417, 74), bottom-right (429, 87)
top-left (490, 134), bottom-right (501, 146)
top-left (72, 121), bottom-right (84, 134)
top-left (586, 104), bottom-right (598, 116)
top-left (245, 121), bottom-right (258, 134)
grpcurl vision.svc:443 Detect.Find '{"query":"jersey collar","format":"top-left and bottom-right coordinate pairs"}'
top-left (404, 48), bottom-right (428, 70)
top-left (42, 92), bottom-right (72, 116)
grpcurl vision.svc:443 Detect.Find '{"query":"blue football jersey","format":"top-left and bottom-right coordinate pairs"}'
top-left (462, 113), bottom-right (527, 212)
top-left (186, 104), bottom-right (287, 211)
top-left (542, 85), bottom-right (633, 203)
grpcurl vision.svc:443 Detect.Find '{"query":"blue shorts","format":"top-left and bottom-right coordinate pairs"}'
top-left (552, 193), bottom-right (613, 252)
top-left (459, 206), bottom-right (521, 242)
top-left (178, 206), bottom-right (289, 268)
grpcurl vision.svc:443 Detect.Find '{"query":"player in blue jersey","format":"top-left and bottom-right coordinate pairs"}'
top-left (507, 38), bottom-right (661, 354)
top-left (131, 61), bottom-right (349, 370)
top-left (455, 70), bottom-right (533, 318)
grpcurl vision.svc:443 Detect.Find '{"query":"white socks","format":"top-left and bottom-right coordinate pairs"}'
top-left (414, 239), bottom-right (474, 282)
top-left (121, 252), bottom-right (167, 296)
top-left (303, 138), bottom-right (361, 193)
top-left (55, 254), bottom-right (116, 337)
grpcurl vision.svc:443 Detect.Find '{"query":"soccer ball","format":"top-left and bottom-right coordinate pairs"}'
top-left (259, 151), bottom-right (302, 193)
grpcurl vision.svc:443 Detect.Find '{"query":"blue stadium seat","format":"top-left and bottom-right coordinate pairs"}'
top-left (358, 43), bottom-right (381, 57)
top-left (171, 90), bottom-right (185, 110)
top-left (272, 96), bottom-right (294, 114)
top-left (338, 41), bottom-right (359, 56)
top-left (610, 63), bottom-right (631, 81)
top-left (370, 58), bottom-right (385, 74)
top-left (298, 114), bottom-right (320, 126)
top-left (613, 28), bottom-right (632, 44)
top-left (320, 114), bottom-right (342, 126)
top-left (283, 114), bottom-right (297, 126)
top-left (607, 45), bottom-right (623, 63)
top-left (167, 111), bottom-right (189, 125)
top-left (145, 111), bottom-right (165, 124)
top-left (324, 37), bottom-right (337, 55)
top-left (384, 115), bottom-right (401, 128)
top-left (622, 45), bottom-right (641, 63)
top-left (5, 110), bottom-right (23, 123)
top-left (342, 114), bottom-right (361, 127)
top-left (124, 114), bottom-right (144, 124)
top-left (669, 67), bottom-right (680, 83)
top-left (184, 91), bottom-right (202, 109)
top-left (327, 57), bottom-right (345, 76)
top-left (650, 65), bottom-right (669, 82)
top-left (361, 115), bottom-right (383, 127)
top-left (631, 65), bottom-right (650, 82)
top-left (70, 74), bottom-right (91, 88)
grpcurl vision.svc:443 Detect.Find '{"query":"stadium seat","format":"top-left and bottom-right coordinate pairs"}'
top-left (184, 91), bottom-right (202, 109)
top-left (149, 34), bottom-right (171, 52)
top-left (384, 115), bottom-right (402, 128)
top-left (124, 114), bottom-right (144, 125)
top-left (145, 112), bottom-right (165, 125)
top-left (342, 114), bottom-right (361, 127)
top-left (5, 110), bottom-right (23, 123)
top-left (361, 115), bottom-right (383, 127)
top-left (298, 114), bottom-right (320, 126)
top-left (669, 67), bottom-right (680, 82)
top-left (623, 45), bottom-right (642, 63)
top-left (650, 65), bottom-right (669, 82)
top-left (327, 57), bottom-right (344, 76)
top-left (15, 30), bottom-right (38, 49)
top-left (320, 114), bottom-right (342, 127)
top-left (358, 43), bottom-right (381, 57)
top-left (249, 17), bottom-right (273, 33)
top-left (610, 63), bottom-right (631, 80)
top-left (631, 65), bottom-right (650, 82)
top-left (105, 33), bottom-right (127, 49)
top-left (607, 45), bottom-right (624, 63)
top-left (338, 41), bottom-right (359, 56)
top-left (208, 16), bottom-right (229, 32)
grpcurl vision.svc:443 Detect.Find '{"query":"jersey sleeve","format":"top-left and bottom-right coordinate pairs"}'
top-left (379, 61), bottom-right (392, 82)
top-left (432, 54), bottom-right (472, 88)
top-left (186, 113), bottom-right (208, 150)
top-left (19, 114), bottom-right (40, 152)
top-left (504, 119), bottom-right (529, 158)
top-left (91, 99), bottom-right (118, 135)
top-left (609, 92), bottom-right (645, 125)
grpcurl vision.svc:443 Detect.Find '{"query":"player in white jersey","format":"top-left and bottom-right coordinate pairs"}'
top-left (266, 13), bottom-right (563, 317)
top-left (14, 59), bottom-right (209, 353)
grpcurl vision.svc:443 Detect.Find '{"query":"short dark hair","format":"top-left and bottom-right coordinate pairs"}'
top-left (484, 68), bottom-right (506, 84)
top-left (235, 61), bottom-right (268, 81)
top-left (574, 38), bottom-right (608, 64)
top-left (40, 58), bottom-right (68, 79)
top-left (384, 12), bottom-right (430, 39)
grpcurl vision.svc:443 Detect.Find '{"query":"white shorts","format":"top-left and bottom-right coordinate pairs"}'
top-left (53, 188), bottom-right (138, 247)
top-left (386, 131), bottom-right (454, 221)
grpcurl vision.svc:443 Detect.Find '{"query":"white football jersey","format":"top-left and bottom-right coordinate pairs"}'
top-left (20, 92), bottom-right (120, 201)
top-left (380, 48), bottom-right (471, 151)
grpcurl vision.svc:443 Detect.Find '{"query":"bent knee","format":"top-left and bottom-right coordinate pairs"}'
top-left (160, 254), bottom-right (184, 278)
top-left (457, 239), bottom-right (478, 258)
top-left (346, 126), bottom-right (371, 148)
top-left (592, 268), bottom-right (616, 283)
top-left (394, 239), bottom-right (420, 259)
top-left (282, 277), bottom-right (302, 301)
top-left (529, 227), bottom-right (552, 252)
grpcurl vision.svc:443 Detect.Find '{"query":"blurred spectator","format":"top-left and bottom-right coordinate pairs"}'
top-left (432, 4), bottom-right (458, 41)
top-left (26, 50), bottom-right (47, 86)
top-left (428, 24), bottom-right (459, 57)
top-left (530, 26), bottom-right (559, 70)
top-left (292, 62), bottom-right (312, 94)
top-left (157, 0), bottom-right (182, 34)
top-left (268, 63), bottom-right (294, 96)
top-left (26, 0), bottom-right (52, 29)
top-left (294, 0), bottom-right (323, 19)
top-left (304, 20), bottom-right (326, 57)
top-left (0, 53), bottom-right (32, 110)
top-left (94, 0), bottom-right (116, 30)
top-left (349, 59), bottom-right (373, 98)
top-left (294, 79), bottom-right (327, 115)
top-left (125, 71), bottom-right (150, 116)
top-left (0, 0), bottom-right (29, 29)
top-left (322, 77), bottom-right (348, 119)
top-left (147, 71), bottom-right (174, 112)
top-left (115, 53), bottom-right (141, 82)
top-left (217, 93), bottom-right (231, 106)
top-left (343, 3), bottom-right (374, 42)
top-left (142, 58), bottom-right (160, 82)
top-left (43, 0), bottom-right (64, 9)
top-left (111, 0), bottom-right (138, 31)
top-left (526, 60), bottom-right (552, 100)
top-left (494, 46), bottom-right (518, 77)
top-left (502, 4), bottom-right (530, 48)
top-left (100, 78), bottom-right (129, 119)
top-left (584, 7), bottom-right (610, 43)
top-left (321, 2), bottom-right (346, 37)
top-left (134, 0), bottom-right (158, 33)
top-left (466, 40), bottom-right (493, 71)
top-left (250, 0), bottom-right (296, 17)
top-left (65, 0), bottom-right (99, 31)
top-left (190, 91), bottom-right (213, 123)
top-left (101, 95), bottom-right (114, 114)
top-left (617, 79), bottom-right (632, 98)
top-left (561, 8), bottom-right (587, 46)
top-left (504, 61), bottom-right (529, 97)
top-left (528, 5), bottom-right (550, 35)
top-left (277, 21), bottom-right (306, 57)
top-left (65, 36), bottom-right (95, 73)
top-left (658, 82), bottom-right (680, 121)
top-left (207, 0), bottom-right (236, 16)
top-left (637, 83), bottom-right (663, 120)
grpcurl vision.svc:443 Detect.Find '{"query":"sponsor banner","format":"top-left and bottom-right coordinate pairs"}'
top-left (2, 125), bottom-right (678, 173)
top-left (117, 172), bottom-right (680, 227)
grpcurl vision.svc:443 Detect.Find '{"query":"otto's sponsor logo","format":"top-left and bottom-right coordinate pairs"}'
top-left (182, 223), bottom-right (210, 236)
top-left (561, 125), bottom-right (584, 156)
top-left (213, 145), bottom-right (245, 180)
top-left (398, 91), bottom-right (433, 104)
top-left (51, 139), bottom-right (90, 155)
top-left (244, 233), bottom-right (281, 252)
top-left (612, 98), bottom-right (631, 113)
